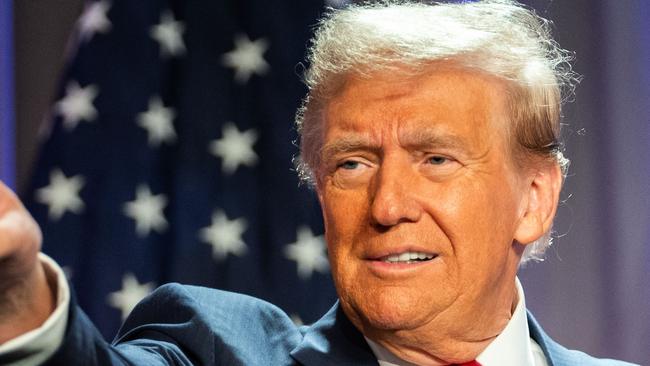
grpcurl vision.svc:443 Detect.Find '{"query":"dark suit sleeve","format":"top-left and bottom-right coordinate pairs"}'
top-left (42, 284), bottom-right (203, 365)
top-left (42, 283), bottom-right (302, 366)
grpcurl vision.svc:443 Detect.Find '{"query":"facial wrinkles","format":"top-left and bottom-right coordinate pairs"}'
top-left (326, 103), bottom-right (495, 257)
top-left (319, 68), bottom-right (529, 365)
top-left (403, 120), bottom-right (513, 310)
top-left (323, 118), bottom-right (469, 162)
top-left (321, 133), bottom-right (380, 165)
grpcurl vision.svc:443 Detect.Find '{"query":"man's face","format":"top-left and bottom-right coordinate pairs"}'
top-left (316, 66), bottom-right (533, 339)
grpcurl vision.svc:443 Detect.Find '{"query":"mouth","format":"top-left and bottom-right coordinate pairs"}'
top-left (373, 251), bottom-right (438, 264)
top-left (364, 250), bottom-right (440, 278)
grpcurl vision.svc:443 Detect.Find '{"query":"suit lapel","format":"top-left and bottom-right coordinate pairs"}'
top-left (290, 301), bottom-right (377, 366)
top-left (528, 310), bottom-right (580, 366)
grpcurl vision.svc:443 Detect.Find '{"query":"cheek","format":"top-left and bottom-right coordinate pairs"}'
top-left (321, 188), bottom-right (368, 260)
top-left (322, 185), bottom-right (368, 233)
top-left (428, 176), bottom-right (520, 260)
top-left (321, 185), bottom-right (375, 286)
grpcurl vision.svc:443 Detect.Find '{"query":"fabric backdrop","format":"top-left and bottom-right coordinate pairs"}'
top-left (0, 0), bottom-right (15, 188)
top-left (23, 0), bottom-right (335, 339)
top-left (14, 1), bottom-right (649, 365)
top-left (519, 1), bottom-right (649, 364)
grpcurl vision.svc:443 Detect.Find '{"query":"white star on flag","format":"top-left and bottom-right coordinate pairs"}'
top-left (136, 97), bottom-right (177, 147)
top-left (77, 0), bottom-right (112, 42)
top-left (123, 185), bottom-right (169, 237)
top-left (209, 122), bottom-right (259, 174)
top-left (107, 273), bottom-right (155, 321)
top-left (284, 226), bottom-right (329, 280)
top-left (222, 33), bottom-right (270, 84)
top-left (35, 169), bottom-right (85, 221)
top-left (199, 210), bottom-right (248, 260)
top-left (150, 11), bottom-right (186, 57)
top-left (55, 81), bottom-right (99, 131)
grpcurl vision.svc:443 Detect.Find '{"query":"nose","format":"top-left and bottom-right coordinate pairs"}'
top-left (369, 162), bottom-right (422, 227)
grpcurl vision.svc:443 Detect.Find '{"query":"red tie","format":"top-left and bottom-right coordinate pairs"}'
top-left (452, 361), bottom-right (482, 366)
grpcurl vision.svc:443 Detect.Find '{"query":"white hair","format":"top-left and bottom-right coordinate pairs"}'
top-left (295, 0), bottom-right (578, 262)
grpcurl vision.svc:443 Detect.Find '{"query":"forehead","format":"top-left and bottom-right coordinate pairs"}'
top-left (323, 66), bottom-right (511, 145)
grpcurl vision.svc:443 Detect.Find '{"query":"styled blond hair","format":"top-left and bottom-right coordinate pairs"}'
top-left (296, 0), bottom-right (578, 262)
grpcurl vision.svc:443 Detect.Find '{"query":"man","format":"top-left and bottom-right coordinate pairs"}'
top-left (0, 1), bottom-right (637, 365)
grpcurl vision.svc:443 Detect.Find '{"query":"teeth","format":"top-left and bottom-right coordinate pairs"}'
top-left (383, 252), bottom-right (435, 264)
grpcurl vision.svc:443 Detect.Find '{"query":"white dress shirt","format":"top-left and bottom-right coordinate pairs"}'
top-left (0, 258), bottom-right (548, 366)
top-left (366, 278), bottom-right (549, 366)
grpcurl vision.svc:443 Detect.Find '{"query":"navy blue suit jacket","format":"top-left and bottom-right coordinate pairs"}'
top-left (43, 283), bottom-right (636, 365)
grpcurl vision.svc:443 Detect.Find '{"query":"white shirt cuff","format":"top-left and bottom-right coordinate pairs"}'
top-left (0, 253), bottom-right (70, 366)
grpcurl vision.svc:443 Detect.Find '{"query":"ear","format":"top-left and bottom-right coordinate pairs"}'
top-left (514, 163), bottom-right (563, 245)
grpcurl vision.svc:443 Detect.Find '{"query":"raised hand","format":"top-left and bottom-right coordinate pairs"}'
top-left (0, 181), bottom-right (54, 343)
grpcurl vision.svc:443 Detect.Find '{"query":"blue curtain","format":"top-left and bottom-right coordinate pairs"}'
top-left (0, 0), bottom-right (15, 188)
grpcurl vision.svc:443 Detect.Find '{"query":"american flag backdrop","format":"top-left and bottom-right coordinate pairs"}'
top-left (24, 0), bottom-right (342, 339)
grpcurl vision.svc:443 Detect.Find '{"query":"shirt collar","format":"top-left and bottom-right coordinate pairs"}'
top-left (366, 277), bottom-right (536, 366)
top-left (476, 277), bottom-right (535, 366)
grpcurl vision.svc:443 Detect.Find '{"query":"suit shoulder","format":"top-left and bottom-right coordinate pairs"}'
top-left (150, 282), bottom-right (291, 318)
top-left (126, 282), bottom-right (300, 335)
top-left (116, 283), bottom-right (302, 365)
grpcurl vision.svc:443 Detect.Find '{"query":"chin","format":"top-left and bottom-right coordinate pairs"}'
top-left (345, 287), bottom-right (441, 332)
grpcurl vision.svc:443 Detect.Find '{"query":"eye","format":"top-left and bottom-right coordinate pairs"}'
top-left (329, 158), bottom-right (373, 189)
top-left (427, 156), bottom-right (448, 165)
top-left (420, 154), bottom-right (461, 181)
top-left (339, 160), bottom-right (360, 170)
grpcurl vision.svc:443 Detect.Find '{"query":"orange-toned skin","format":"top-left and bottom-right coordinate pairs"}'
top-left (0, 182), bottom-right (54, 344)
top-left (315, 66), bottom-right (562, 365)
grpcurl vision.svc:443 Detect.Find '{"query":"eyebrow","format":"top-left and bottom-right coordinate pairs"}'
top-left (320, 135), bottom-right (379, 163)
top-left (399, 129), bottom-right (469, 152)
top-left (319, 128), bottom-right (469, 162)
